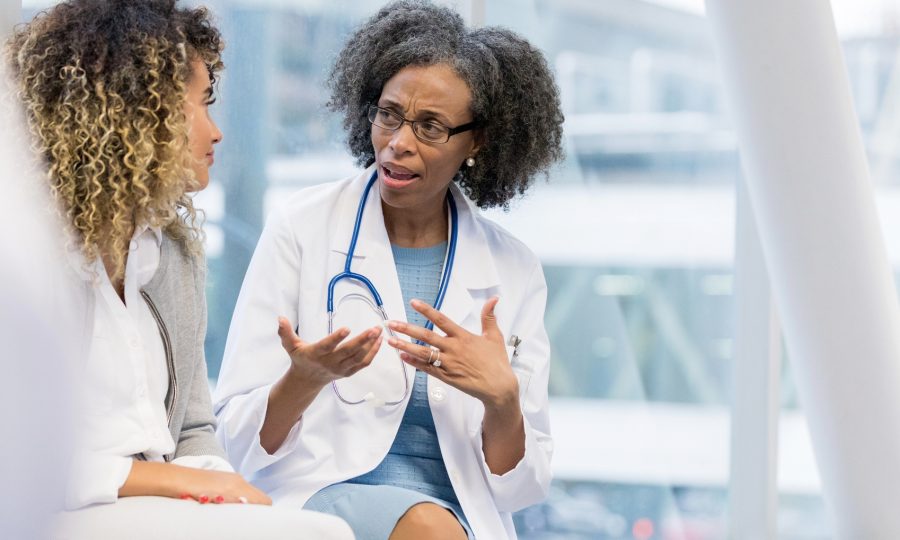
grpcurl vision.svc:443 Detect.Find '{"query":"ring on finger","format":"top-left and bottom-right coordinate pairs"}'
top-left (432, 349), bottom-right (442, 368)
top-left (427, 346), bottom-right (436, 364)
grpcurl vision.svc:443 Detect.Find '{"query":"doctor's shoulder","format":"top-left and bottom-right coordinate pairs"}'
top-left (473, 210), bottom-right (542, 277)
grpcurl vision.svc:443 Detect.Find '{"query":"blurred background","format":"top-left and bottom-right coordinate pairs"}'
top-left (16, 0), bottom-right (900, 537)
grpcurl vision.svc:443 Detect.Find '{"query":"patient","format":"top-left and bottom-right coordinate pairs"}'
top-left (5, 1), bottom-right (351, 538)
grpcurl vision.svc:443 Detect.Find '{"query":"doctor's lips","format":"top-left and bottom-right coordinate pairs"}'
top-left (206, 150), bottom-right (215, 165)
top-left (381, 163), bottom-right (420, 187)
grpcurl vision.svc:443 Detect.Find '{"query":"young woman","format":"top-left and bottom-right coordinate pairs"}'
top-left (7, 1), bottom-right (351, 538)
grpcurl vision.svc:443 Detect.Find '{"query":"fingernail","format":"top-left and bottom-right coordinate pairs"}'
top-left (198, 495), bottom-right (210, 504)
top-left (214, 495), bottom-right (225, 504)
top-left (179, 493), bottom-right (193, 500)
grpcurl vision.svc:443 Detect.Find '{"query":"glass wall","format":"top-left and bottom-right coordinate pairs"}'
top-left (480, 2), bottom-right (737, 537)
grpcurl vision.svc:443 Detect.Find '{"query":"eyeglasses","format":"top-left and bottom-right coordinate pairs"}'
top-left (367, 105), bottom-right (479, 144)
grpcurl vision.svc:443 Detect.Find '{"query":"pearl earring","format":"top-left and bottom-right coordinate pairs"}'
top-left (466, 157), bottom-right (476, 167)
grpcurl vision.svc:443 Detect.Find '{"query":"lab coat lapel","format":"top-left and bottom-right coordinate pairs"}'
top-left (350, 175), bottom-right (416, 386)
top-left (433, 185), bottom-right (500, 335)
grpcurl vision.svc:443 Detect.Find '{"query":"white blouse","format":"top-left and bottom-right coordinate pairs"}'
top-left (67, 225), bottom-right (232, 510)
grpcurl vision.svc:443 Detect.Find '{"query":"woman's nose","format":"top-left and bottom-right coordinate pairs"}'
top-left (388, 122), bottom-right (417, 155)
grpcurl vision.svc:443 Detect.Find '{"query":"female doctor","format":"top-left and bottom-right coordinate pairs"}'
top-left (213, 1), bottom-right (564, 538)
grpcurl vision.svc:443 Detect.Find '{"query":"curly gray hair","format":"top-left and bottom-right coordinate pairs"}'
top-left (327, 0), bottom-right (564, 208)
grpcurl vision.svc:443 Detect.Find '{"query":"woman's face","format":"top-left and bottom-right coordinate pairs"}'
top-left (372, 63), bottom-right (479, 211)
top-left (183, 59), bottom-right (222, 191)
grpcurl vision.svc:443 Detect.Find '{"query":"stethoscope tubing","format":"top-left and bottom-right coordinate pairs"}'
top-left (327, 170), bottom-right (458, 406)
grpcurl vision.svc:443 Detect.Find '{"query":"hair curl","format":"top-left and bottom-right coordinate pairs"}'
top-left (5, 0), bottom-right (223, 280)
top-left (327, 0), bottom-right (564, 209)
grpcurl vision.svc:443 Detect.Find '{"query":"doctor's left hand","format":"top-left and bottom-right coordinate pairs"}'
top-left (386, 297), bottom-right (519, 409)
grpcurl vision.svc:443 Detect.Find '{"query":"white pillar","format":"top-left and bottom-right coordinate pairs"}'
top-left (728, 178), bottom-right (781, 540)
top-left (706, 0), bottom-right (900, 537)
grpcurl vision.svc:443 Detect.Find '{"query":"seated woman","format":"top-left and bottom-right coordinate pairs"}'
top-left (6, 1), bottom-right (351, 538)
top-left (213, 1), bottom-right (564, 539)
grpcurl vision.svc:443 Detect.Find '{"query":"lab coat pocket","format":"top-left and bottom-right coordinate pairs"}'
top-left (509, 345), bottom-right (534, 409)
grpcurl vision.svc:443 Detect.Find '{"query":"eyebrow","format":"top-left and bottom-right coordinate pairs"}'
top-left (378, 98), bottom-right (453, 125)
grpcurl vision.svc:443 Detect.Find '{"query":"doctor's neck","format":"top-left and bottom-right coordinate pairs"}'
top-left (381, 193), bottom-right (449, 248)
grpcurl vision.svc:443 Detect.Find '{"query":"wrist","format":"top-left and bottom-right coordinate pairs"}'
top-left (285, 362), bottom-right (329, 393)
top-left (483, 385), bottom-right (519, 416)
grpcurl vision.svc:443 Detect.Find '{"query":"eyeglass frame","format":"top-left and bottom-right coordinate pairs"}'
top-left (367, 105), bottom-right (480, 144)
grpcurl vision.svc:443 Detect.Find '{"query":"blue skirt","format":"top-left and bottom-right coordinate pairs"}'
top-left (303, 482), bottom-right (474, 540)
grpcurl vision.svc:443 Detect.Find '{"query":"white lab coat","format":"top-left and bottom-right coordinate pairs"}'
top-left (213, 166), bottom-right (553, 539)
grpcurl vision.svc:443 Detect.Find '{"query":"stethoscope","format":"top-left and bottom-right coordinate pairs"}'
top-left (328, 170), bottom-right (459, 406)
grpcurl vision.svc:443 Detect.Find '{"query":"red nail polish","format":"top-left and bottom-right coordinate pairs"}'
top-left (179, 493), bottom-right (193, 500)
top-left (198, 495), bottom-right (210, 504)
top-left (214, 495), bottom-right (225, 504)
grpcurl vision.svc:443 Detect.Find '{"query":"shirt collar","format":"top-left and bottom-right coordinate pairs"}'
top-left (135, 222), bottom-right (164, 247)
top-left (65, 223), bottom-right (163, 283)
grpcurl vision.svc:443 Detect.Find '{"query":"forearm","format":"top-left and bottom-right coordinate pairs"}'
top-left (481, 395), bottom-right (526, 475)
top-left (119, 459), bottom-right (272, 505)
top-left (118, 460), bottom-right (185, 499)
top-left (259, 365), bottom-right (325, 454)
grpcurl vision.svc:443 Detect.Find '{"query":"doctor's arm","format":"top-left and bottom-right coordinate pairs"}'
top-left (213, 200), bottom-right (384, 468)
top-left (258, 319), bottom-right (382, 453)
top-left (476, 263), bottom-right (554, 512)
top-left (390, 263), bottom-right (553, 512)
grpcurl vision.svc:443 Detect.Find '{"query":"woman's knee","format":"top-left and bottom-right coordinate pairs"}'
top-left (389, 503), bottom-right (466, 540)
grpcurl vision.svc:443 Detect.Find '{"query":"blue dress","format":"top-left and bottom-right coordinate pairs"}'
top-left (304, 242), bottom-right (474, 540)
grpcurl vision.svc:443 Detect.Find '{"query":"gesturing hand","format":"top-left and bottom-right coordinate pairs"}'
top-left (277, 317), bottom-right (382, 388)
top-left (385, 297), bottom-right (519, 409)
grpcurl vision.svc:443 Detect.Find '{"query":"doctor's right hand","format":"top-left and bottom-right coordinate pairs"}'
top-left (276, 317), bottom-right (383, 387)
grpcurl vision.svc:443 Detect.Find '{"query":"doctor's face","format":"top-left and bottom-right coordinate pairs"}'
top-left (371, 63), bottom-right (479, 211)
top-left (183, 59), bottom-right (222, 191)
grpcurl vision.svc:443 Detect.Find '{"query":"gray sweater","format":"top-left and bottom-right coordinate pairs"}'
top-left (139, 234), bottom-right (226, 462)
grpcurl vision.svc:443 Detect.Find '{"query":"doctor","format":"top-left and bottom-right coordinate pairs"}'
top-left (213, 1), bottom-right (564, 538)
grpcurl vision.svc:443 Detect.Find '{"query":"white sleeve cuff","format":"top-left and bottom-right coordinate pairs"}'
top-left (216, 384), bottom-right (304, 476)
top-left (65, 453), bottom-right (133, 510)
top-left (472, 414), bottom-right (552, 513)
top-left (171, 454), bottom-right (235, 473)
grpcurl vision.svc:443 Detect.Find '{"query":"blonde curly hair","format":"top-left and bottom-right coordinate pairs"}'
top-left (6, 0), bottom-right (223, 281)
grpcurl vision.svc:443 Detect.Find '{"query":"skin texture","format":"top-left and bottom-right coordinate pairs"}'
top-left (388, 299), bottom-right (524, 475)
top-left (183, 59), bottom-right (223, 190)
top-left (373, 64), bottom-right (480, 248)
top-left (119, 461), bottom-right (270, 505)
top-left (388, 503), bottom-right (467, 540)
